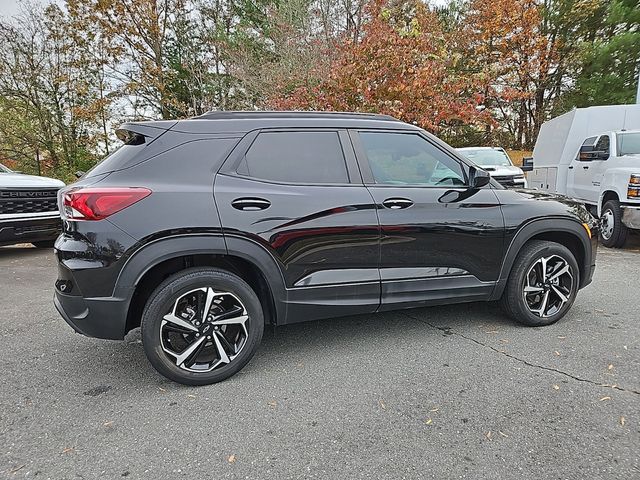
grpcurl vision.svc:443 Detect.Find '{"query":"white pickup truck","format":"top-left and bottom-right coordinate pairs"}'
top-left (527, 105), bottom-right (640, 247)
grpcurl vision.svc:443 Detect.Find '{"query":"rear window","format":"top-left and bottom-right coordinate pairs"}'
top-left (237, 131), bottom-right (349, 184)
top-left (85, 144), bottom-right (144, 178)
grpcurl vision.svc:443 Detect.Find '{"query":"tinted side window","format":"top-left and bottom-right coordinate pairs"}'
top-left (359, 132), bottom-right (465, 186)
top-left (239, 131), bottom-right (349, 184)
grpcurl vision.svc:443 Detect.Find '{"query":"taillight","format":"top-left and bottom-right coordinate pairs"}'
top-left (60, 187), bottom-right (151, 220)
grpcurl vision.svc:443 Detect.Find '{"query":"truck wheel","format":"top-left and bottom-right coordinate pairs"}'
top-left (600, 199), bottom-right (627, 248)
top-left (500, 240), bottom-right (579, 327)
top-left (141, 267), bottom-right (264, 386)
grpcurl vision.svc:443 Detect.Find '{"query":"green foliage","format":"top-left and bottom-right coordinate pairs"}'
top-left (568, 0), bottom-right (640, 106)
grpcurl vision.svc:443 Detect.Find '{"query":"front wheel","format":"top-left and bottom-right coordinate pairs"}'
top-left (141, 267), bottom-right (264, 385)
top-left (500, 240), bottom-right (579, 327)
top-left (600, 199), bottom-right (627, 248)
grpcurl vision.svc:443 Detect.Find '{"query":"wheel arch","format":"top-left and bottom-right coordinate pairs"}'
top-left (117, 235), bottom-right (287, 335)
top-left (491, 218), bottom-right (592, 300)
top-left (599, 190), bottom-right (620, 216)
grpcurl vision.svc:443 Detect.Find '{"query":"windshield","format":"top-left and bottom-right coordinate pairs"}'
top-left (617, 132), bottom-right (640, 156)
top-left (0, 162), bottom-right (12, 173)
top-left (458, 148), bottom-right (513, 166)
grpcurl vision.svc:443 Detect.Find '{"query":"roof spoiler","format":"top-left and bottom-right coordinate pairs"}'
top-left (115, 120), bottom-right (178, 145)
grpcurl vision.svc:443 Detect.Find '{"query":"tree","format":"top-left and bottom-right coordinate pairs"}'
top-left (570, 0), bottom-right (640, 106)
top-left (270, 0), bottom-right (492, 134)
top-left (0, 5), bottom-right (112, 178)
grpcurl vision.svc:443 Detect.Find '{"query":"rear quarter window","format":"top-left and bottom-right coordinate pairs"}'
top-left (237, 131), bottom-right (349, 184)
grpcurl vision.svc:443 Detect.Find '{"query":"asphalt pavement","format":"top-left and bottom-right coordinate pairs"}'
top-left (1, 238), bottom-right (639, 479)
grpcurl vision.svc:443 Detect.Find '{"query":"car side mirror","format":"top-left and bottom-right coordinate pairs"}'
top-left (521, 157), bottom-right (533, 172)
top-left (469, 167), bottom-right (490, 188)
top-left (579, 145), bottom-right (597, 161)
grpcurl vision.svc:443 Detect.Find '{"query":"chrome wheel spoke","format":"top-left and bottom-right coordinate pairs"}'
top-left (212, 314), bottom-right (248, 326)
top-left (551, 285), bottom-right (568, 303)
top-left (524, 285), bottom-right (544, 294)
top-left (162, 313), bottom-right (199, 333)
top-left (212, 331), bottom-right (230, 364)
top-left (174, 335), bottom-right (207, 368)
top-left (548, 265), bottom-right (569, 282)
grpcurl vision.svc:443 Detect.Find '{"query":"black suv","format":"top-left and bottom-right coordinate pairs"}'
top-left (54, 112), bottom-right (598, 385)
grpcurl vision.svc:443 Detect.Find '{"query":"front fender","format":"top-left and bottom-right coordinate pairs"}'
top-left (490, 217), bottom-right (594, 300)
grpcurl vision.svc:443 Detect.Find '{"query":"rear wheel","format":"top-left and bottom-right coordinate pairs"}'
top-left (500, 240), bottom-right (579, 327)
top-left (141, 267), bottom-right (264, 385)
top-left (600, 199), bottom-right (627, 248)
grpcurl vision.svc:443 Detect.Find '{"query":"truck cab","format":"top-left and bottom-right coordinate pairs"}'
top-left (567, 130), bottom-right (640, 247)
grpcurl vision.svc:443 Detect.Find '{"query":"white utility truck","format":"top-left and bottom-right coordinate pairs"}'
top-left (527, 104), bottom-right (640, 247)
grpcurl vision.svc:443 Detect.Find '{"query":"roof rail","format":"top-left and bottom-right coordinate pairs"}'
top-left (194, 110), bottom-right (400, 121)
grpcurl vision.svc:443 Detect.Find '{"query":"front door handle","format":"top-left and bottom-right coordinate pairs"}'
top-left (382, 198), bottom-right (414, 209)
top-left (568, 166), bottom-right (574, 170)
top-left (231, 197), bottom-right (271, 211)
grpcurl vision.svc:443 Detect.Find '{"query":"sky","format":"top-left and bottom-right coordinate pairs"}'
top-left (0, 0), bottom-right (24, 18)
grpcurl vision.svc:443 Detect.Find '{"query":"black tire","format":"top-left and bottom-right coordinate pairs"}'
top-left (32, 240), bottom-right (55, 248)
top-left (141, 267), bottom-right (264, 385)
top-left (500, 240), bottom-right (579, 327)
top-left (600, 199), bottom-right (627, 248)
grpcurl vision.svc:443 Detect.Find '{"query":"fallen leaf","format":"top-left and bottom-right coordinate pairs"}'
top-left (9, 465), bottom-right (25, 474)
top-left (608, 364), bottom-right (614, 370)
top-left (268, 400), bottom-right (277, 407)
top-left (619, 416), bottom-right (625, 426)
top-left (599, 396), bottom-right (611, 402)
top-left (498, 431), bottom-right (508, 438)
top-left (499, 339), bottom-right (509, 343)
top-left (103, 421), bottom-right (113, 427)
top-left (553, 384), bottom-right (560, 390)
top-left (379, 399), bottom-right (386, 410)
top-left (623, 345), bottom-right (627, 350)
top-left (425, 418), bottom-right (433, 425)
top-left (485, 330), bottom-right (499, 334)
top-left (429, 406), bottom-right (439, 412)
top-left (554, 351), bottom-right (561, 356)
top-left (158, 387), bottom-right (166, 392)
top-left (62, 447), bottom-right (74, 454)
top-left (557, 336), bottom-right (566, 339)
top-left (228, 454), bottom-right (236, 463)
top-left (187, 394), bottom-right (196, 399)
top-left (485, 431), bottom-right (492, 440)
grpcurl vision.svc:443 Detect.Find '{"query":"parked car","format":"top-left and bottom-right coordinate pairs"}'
top-left (456, 147), bottom-right (527, 188)
top-left (527, 104), bottom-right (640, 247)
top-left (0, 162), bottom-right (64, 248)
top-left (54, 111), bottom-right (598, 385)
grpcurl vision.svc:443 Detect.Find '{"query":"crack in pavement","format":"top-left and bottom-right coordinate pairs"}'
top-left (402, 312), bottom-right (640, 396)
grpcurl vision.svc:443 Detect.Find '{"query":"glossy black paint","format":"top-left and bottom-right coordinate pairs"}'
top-left (53, 112), bottom-right (598, 340)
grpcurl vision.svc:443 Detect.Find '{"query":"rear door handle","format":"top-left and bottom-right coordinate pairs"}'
top-left (568, 166), bottom-right (574, 170)
top-left (382, 198), bottom-right (413, 209)
top-left (583, 166), bottom-right (589, 170)
top-left (231, 197), bottom-right (271, 211)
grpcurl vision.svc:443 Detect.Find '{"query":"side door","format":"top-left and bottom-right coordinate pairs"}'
top-left (585, 134), bottom-right (611, 202)
top-left (351, 129), bottom-right (505, 310)
top-left (568, 136), bottom-right (599, 201)
top-left (214, 129), bottom-right (381, 323)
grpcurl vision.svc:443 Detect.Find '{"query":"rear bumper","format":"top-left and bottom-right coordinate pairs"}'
top-left (54, 289), bottom-right (131, 340)
top-left (0, 212), bottom-right (61, 246)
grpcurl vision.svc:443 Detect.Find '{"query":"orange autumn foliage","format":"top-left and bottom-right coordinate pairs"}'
top-left (269, 0), bottom-right (493, 132)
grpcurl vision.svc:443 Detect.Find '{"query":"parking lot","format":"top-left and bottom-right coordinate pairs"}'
top-left (1, 239), bottom-right (639, 479)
